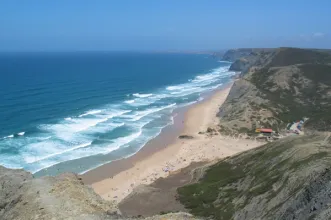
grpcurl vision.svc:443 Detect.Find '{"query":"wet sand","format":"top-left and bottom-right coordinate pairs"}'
top-left (82, 82), bottom-right (262, 204)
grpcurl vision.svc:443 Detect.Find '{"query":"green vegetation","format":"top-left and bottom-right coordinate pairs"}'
top-left (267, 47), bottom-right (331, 67)
top-left (249, 49), bottom-right (331, 131)
top-left (177, 136), bottom-right (331, 219)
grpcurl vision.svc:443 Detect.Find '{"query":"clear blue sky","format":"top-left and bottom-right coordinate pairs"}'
top-left (0, 0), bottom-right (330, 51)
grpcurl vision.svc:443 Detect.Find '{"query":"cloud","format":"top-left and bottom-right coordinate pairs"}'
top-left (312, 32), bottom-right (325, 38)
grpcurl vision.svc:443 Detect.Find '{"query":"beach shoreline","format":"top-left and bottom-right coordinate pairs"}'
top-left (81, 82), bottom-right (233, 183)
top-left (82, 81), bottom-right (262, 204)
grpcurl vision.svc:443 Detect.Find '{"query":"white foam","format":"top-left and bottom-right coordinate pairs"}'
top-left (181, 101), bottom-right (198, 107)
top-left (125, 103), bottom-right (176, 121)
top-left (79, 110), bottom-right (102, 117)
top-left (170, 87), bottom-right (200, 95)
top-left (5, 134), bottom-right (14, 139)
top-left (24, 142), bottom-right (92, 164)
top-left (208, 83), bottom-right (224, 90)
top-left (42, 118), bottom-right (108, 133)
top-left (65, 117), bottom-right (72, 121)
top-left (17, 132), bottom-right (25, 136)
top-left (166, 85), bottom-right (184, 91)
top-left (37, 136), bottom-right (52, 140)
top-left (133, 93), bottom-right (153, 98)
top-left (103, 130), bottom-right (143, 154)
top-left (125, 99), bottom-right (135, 104)
top-left (103, 110), bottom-right (131, 118)
top-left (193, 74), bottom-right (220, 83)
top-left (36, 109), bottom-right (130, 148)
top-left (84, 122), bottom-right (125, 134)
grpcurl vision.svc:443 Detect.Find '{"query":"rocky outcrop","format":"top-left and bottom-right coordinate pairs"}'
top-left (178, 135), bottom-right (194, 139)
top-left (0, 166), bottom-right (118, 220)
top-left (229, 58), bottom-right (251, 72)
top-left (229, 50), bottom-right (275, 72)
top-left (222, 48), bottom-right (275, 73)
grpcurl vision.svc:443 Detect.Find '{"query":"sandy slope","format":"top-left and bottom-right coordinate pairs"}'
top-left (90, 83), bottom-right (262, 204)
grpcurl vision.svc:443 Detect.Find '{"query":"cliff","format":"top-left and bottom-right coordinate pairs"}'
top-left (0, 166), bottom-right (119, 220)
top-left (222, 49), bottom-right (256, 62)
top-left (217, 47), bottom-right (331, 135)
top-left (222, 48), bottom-right (275, 73)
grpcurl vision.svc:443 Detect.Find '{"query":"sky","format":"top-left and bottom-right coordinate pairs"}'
top-left (0, 0), bottom-right (330, 51)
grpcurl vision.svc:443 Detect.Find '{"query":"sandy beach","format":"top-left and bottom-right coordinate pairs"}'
top-left (83, 82), bottom-right (262, 204)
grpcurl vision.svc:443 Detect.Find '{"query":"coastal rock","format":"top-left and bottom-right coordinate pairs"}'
top-left (0, 166), bottom-right (117, 220)
top-left (0, 166), bottom-right (33, 217)
top-left (178, 135), bottom-right (194, 139)
top-left (229, 58), bottom-right (250, 72)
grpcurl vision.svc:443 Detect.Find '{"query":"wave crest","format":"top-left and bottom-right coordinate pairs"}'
top-left (132, 93), bottom-right (153, 98)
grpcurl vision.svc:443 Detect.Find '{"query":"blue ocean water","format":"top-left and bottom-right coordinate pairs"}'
top-left (0, 52), bottom-right (234, 175)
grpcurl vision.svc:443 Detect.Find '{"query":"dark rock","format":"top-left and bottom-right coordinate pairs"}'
top-left (207, 127), bottom-right (216, 133)
top-left (178, 135), bottom-right (194, 139)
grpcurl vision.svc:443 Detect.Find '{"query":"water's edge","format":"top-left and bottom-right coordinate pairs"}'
top-left (81, 81), bottom-right (233, 183)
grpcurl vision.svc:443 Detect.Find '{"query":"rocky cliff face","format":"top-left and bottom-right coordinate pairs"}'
top-left (0, 166), bottom-right (119, 220)
top-left (222, 48), bottom-right (275, 73)
top-left (229, 50), bottom-right (275, 72)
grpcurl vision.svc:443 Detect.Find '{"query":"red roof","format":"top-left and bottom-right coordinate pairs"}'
top-left (260, 128), bottom-right (273, 133)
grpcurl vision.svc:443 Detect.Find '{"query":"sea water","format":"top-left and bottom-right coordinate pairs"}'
top-left (0, 52), bottom-right (234, 175)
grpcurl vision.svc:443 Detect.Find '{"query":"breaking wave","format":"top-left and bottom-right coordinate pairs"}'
top-left (0, 62), bottom-right (235, 174)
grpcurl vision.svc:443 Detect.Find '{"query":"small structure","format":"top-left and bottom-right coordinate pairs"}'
top-left (287, 118), bottom-right (308, 135)
top-left (256, 128), bottom-right (273, 133)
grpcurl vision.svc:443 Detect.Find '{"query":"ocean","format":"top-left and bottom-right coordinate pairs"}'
top-left (0, 52), bottom-right (234, 176)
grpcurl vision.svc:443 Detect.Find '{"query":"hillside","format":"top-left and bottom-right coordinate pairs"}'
top-left (118, 133), bottom-right (331, 220)
top-left (177, 134), bottom-right (331, 219)
top-left (217, 47), bottom-right (331, 135)
top-left (0, 166), bottom-right (119, 220)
